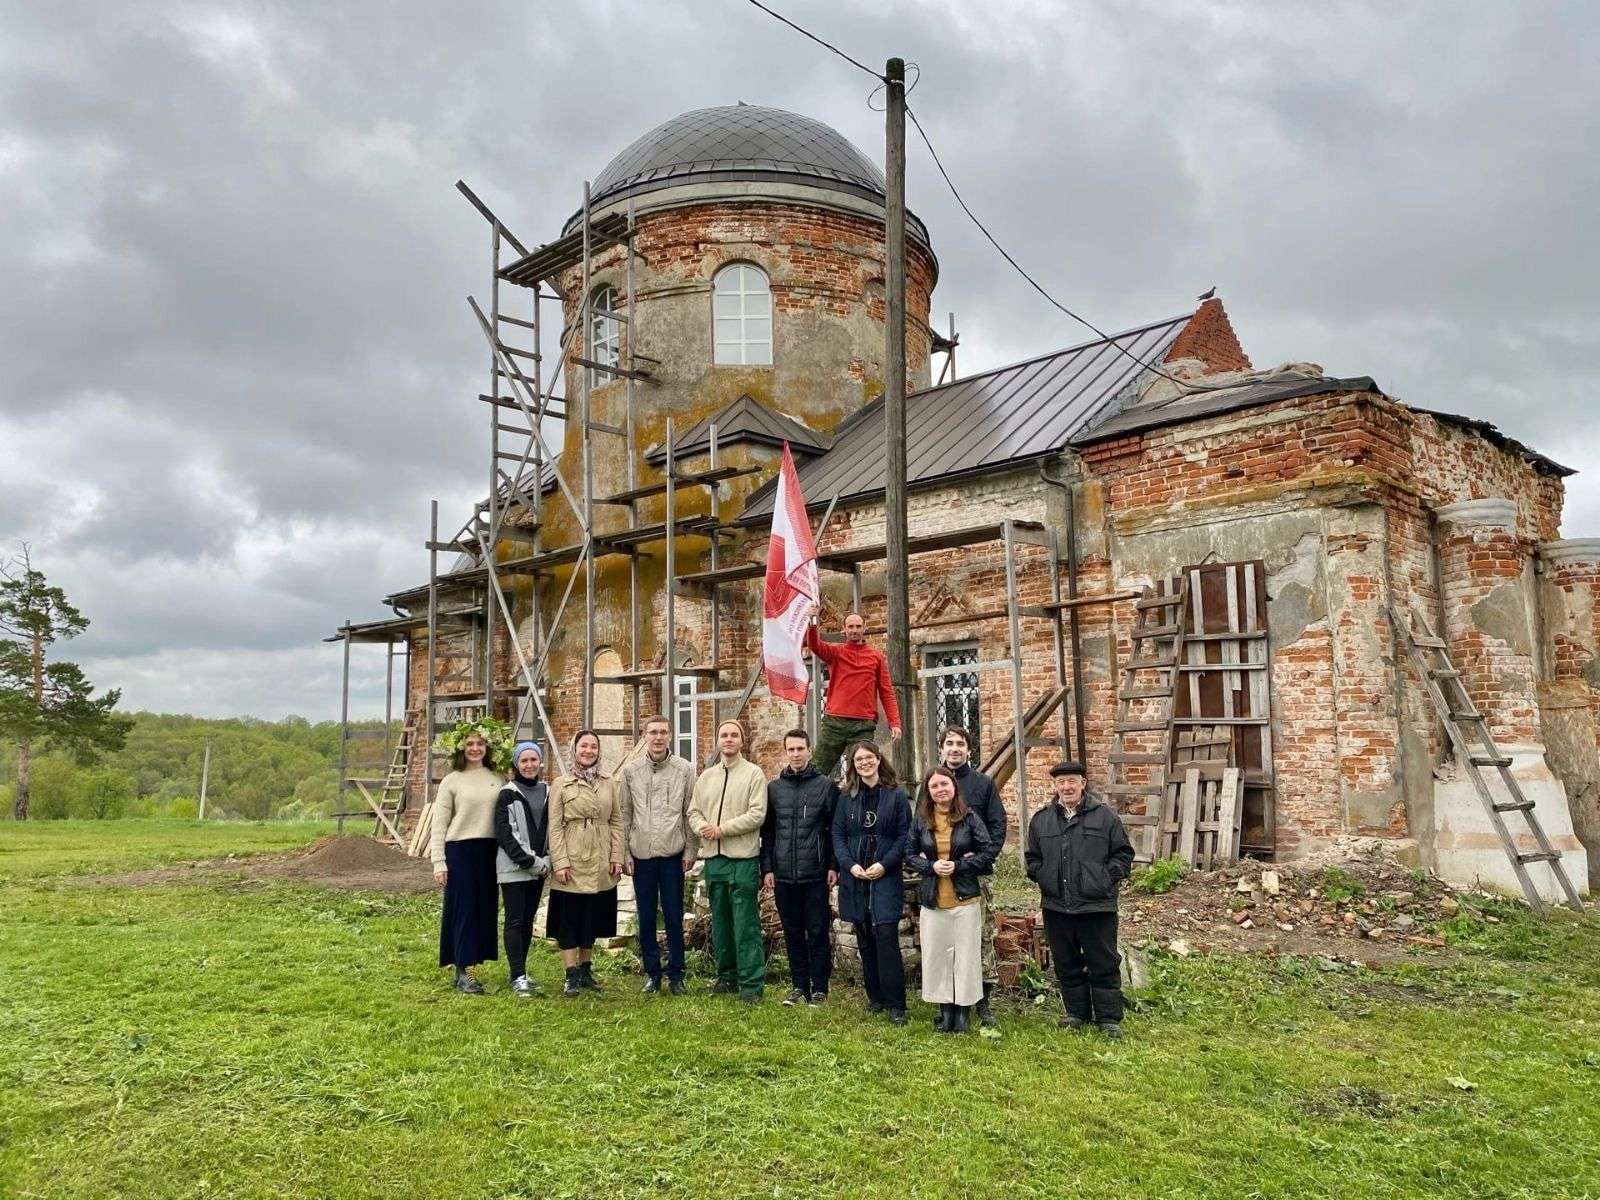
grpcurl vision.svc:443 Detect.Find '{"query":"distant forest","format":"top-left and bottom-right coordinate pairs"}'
top-left (0, 712), bottom-right (390, 821)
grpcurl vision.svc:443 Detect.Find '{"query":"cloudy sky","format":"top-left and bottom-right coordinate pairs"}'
top-left (3, 1), bottom-right (1596, 720)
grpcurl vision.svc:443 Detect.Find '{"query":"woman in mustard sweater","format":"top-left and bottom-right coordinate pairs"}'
top-left (430, 731), bottom-right (507, 994)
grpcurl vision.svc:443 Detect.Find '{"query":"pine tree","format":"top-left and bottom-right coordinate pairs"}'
top-left (0, 545), bottom-right (131, 819)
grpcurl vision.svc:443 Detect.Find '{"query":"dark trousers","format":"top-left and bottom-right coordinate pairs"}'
top-left (774, 879), bottom-right (832, 995)
top-left (853, 920), bottom-right (906, 1012)
top-left (632, 855), bottom-right (687, 982)
top-left (500, 879), bottom-right (545, 979)
top-left (1043, 909), bottom-right (1123, 1024)
top-left (812, 715), bottom-right (879, 781)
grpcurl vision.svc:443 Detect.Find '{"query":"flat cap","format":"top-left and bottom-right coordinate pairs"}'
top-left (1048, 761), bottom-right (1087, 778)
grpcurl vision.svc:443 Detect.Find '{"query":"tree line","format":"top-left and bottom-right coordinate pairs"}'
top-left (0, 711), bottom-right (387, 822)
top-left (1, 544), bottom-right (380, 822)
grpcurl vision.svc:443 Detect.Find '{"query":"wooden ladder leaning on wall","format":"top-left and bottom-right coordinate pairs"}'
top-left (1105, 576), bottom-right (1190, 862)
top-left (347, 710), bottom-right (416, 850)
top-left (1389, 601), bottom-right (1583, 913)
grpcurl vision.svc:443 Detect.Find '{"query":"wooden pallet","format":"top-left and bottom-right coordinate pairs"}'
top-left (1390, 601), bottom-right (1582, 913)
top-left (1150, 728), bottom-right (1242, 867)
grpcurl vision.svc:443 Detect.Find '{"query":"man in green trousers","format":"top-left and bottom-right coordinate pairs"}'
top-left (804, 613), bottom-right (902, 780)
top-left (691, 719), bottom-right (770, 1002)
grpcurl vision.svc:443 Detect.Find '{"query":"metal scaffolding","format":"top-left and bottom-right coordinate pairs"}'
top-left (331, 178), bottom-right (1121, 857)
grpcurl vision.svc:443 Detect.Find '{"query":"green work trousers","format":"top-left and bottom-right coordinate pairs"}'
top-left (704, 855), bottom-right (765, 995)
top-left (812, 715), bottom-right (879, 782)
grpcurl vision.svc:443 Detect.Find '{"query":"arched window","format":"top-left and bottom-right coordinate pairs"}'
top-left (713, 264), bottom-right (772, 365)
top-left (588, 285), bottom-right (620, 388)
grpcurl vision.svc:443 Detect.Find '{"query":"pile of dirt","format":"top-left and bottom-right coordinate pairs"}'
top-left (255, 835), bottom-right (435, 892)
top-left (71, 835), bottom-right (436, 894)
top-left (1123, 847), bottom-right (1465, 965)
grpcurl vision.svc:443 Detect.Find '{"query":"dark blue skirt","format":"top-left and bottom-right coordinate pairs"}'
top-left (439, 838), bottom-right (499, 968)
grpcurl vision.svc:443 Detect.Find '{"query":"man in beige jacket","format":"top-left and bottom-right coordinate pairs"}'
top-left (690, 719), bottom-right (769, 1002)
top-left (618, 714), bottom-right (698, 995)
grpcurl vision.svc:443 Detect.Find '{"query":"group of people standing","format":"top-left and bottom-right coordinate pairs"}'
top-left (427, 614), bottom-right (1136, 1037)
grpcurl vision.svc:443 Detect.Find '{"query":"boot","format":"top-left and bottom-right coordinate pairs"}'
top-left (562, 967), bottom-right (582, 997)
top-left (1090, 986), bottom-right (1124, 1027)
top-left (453, 968), bottom-right (484, 995)
top-left (974, 981), bottom-right (997, 1028)
top-left (951, 1005), bottom-right (970, 1034)
top-left (578, 961), bottom-right (602, 991)
top-left (934, 1004), bottom-right (952, 1033)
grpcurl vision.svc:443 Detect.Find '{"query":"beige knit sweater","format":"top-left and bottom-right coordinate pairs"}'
top-left (428, 767), bottom-right (505, 869)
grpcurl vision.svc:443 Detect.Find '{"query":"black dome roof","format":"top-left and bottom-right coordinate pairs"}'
top-left (591, 104), bottom-right (886, 203)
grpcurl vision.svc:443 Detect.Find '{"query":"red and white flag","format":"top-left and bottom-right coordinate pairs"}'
top-left (763, 442), bottom-right (819, 705)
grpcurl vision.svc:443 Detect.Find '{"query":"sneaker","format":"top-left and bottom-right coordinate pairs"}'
top-left (1058, 1014), bottom-right (1087, 1030)
top-left (578, 966), bottom-right (602, 991)
top-left (782, 988), bottom-right (807, 1007)
top-left (668, 979), bottom-right (688, 996)
top-left (453, 973), bottom-right (485, 995)
top-left (641, 977), bottom-right (661, 995)
top-left (562, 971), bottom-right (582, 997)
top-left (510, 975), bottom-right (537, 998)
top-left (709, 980), bottom-right (738, 995)
top-left (1097, 1021), bottom-right (1124, 1041)
top-left (740, 991), bottom-right (763, 1005)
top-left (807, 991), bottom-right (827, 1007)
top-left (886, 1008), bottom-right (908, 1027)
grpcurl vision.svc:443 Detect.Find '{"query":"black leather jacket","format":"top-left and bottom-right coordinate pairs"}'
top-left (760, 764), bottom-right (839, 883)
top-left (904, 810), bottom-right (995, 909)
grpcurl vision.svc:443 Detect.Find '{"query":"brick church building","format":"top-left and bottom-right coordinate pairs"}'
top-left (352, 104), bottom-right (1595, 898)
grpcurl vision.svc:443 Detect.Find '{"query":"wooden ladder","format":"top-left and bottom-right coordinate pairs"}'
top-left (347, 711), bottom-right (417, 848)
top-left (1107, 577), bottom-right (1190, 861)
top-left (1390, 602), bottom-right (1583, 913)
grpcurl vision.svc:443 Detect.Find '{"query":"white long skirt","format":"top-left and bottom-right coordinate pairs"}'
top-left (919, 901), bottom-right (983, 1005)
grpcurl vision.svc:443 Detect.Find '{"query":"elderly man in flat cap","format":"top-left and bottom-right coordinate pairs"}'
top-left (1024, 761), bottom-right (1135, 1038)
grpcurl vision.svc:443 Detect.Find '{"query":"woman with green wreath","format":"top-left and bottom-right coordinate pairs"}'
top-left (430, 721), bottom-right (511, 994)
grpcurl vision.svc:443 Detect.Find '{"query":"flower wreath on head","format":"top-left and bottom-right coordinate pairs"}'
top-left (434, 717), bottom-right (516, 773)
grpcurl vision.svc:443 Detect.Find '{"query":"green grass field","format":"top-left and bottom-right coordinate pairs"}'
top-left (2, 822), bottom-right (1598, 1199)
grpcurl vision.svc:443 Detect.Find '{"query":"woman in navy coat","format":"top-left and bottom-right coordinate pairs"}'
top-left (831, 740), bottom-right (911, 1025)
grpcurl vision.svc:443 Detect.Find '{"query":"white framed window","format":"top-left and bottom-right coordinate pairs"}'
top-left (588, 285), bottom-right (620, 388)
top-left (674, 676), bottom-right (698, 763)
top-left (712, 264), bottom-right (772, 365)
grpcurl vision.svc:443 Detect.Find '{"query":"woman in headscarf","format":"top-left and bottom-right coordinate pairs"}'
top-left (831, 740), bottom-right (911, 1025)
top-left (905, 765), bottom-right (994, 1032)
top-left (495, 740), bottom-right (551, 997)
top-left (430, 728), bottom-right (506, 993)
top-left (545, 729), bottom-right (623, 996)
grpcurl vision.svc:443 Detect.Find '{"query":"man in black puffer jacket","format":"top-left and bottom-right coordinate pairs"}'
top-left (939, 726), bottom-right (1006, 1027)
top-left (1025, 760), bottom-right (1134, 1038)
top-left (761, 727), bottom-right (840, 1006)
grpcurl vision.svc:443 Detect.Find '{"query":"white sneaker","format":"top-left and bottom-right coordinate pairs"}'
top-left (510, 975), bottom-right (537, 998)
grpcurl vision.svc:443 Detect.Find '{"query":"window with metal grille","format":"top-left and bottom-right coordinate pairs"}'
top-left (924, 644), bottom-right (980, 760)
top-left (712, 263), bottom-right (772, 365)
top-left (588, 285), bottom-right (620, 388)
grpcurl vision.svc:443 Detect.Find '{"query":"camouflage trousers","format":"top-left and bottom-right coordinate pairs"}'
top-left (980, 876), bottom-right (997, 984)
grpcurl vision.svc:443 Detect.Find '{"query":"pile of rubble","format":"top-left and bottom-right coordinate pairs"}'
top-left (1122, 851), bottom-right (1469, 963)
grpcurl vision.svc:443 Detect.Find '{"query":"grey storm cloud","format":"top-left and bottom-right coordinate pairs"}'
top-left (1, 0), bottom-right (1597, 718)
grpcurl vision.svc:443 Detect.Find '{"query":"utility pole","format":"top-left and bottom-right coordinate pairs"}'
top-left (883, 56), bottom-right (913, 778)
top-left (198, 739), bottom-right (212, 820)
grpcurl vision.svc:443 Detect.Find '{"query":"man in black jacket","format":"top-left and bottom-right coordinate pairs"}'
top-left (1025, 761), bottom-right (1135, 1038)
top-left (939, 726), bottom-right (1006, 1028)
top-left (761, 728), bottom-right (840, 1006)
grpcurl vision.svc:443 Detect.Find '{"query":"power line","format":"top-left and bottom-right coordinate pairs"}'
top-left (742, 0), bottom-right (1228, 393)
top-left (905, 104), bottom-right (1229, 393)
top-left (743, 0), bottom-right (884, 81)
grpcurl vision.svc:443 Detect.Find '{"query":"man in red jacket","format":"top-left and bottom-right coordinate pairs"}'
top-left (804, 613), bottom-right (902, 779)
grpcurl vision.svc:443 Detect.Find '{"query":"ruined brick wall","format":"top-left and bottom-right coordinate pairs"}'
top-left (1073, 386), bottom-right (1574, 857)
